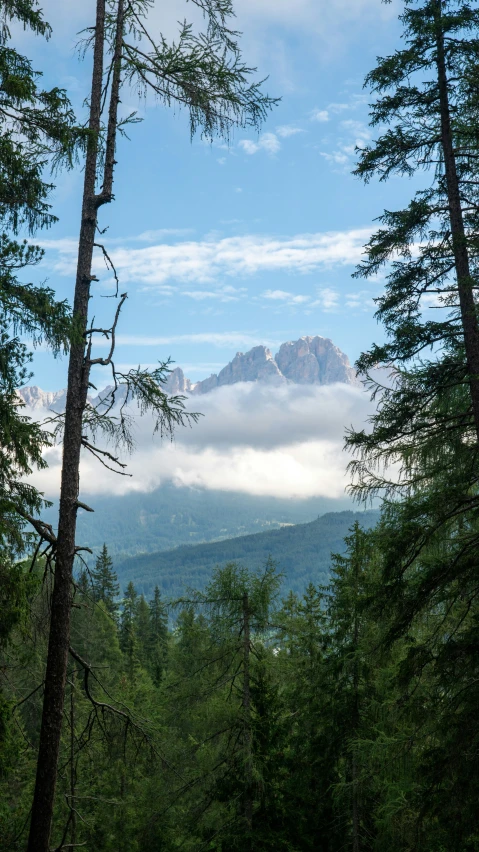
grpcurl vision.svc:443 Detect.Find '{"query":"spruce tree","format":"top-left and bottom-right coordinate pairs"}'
top-left (148, 585), bottom-right (168, 685)
top-left (90, 543), bottom-right (119, 620)
top-left (119, 581), bottom-right (138, 678)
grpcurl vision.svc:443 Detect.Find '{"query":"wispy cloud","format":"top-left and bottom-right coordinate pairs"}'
top-left (276, 124), bottom-right (305, 138)
top-left (262, 289), bottom-right (310, 305)
top-left (41, 228), bottom-right (370, 288)
top-left (319, 118), bottom-right (371, 171)
top-left (112, 332), bottom-right (276, 349)
top-left (310, 108), bottom-right (330, 123)
top-left (182, 285), bottom-right (247, 302)
top-left (136, 228), bottom-right (193, 242)
top-left (239, 132), bottom-right (281, 155)
top-left (312, 288), bottom-right (341, 312)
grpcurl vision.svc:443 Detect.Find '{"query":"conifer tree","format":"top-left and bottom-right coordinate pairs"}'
top-left (119, 581), bottom-right (138, 677)
top-left (135, 594), bottom-right (150, 667)
top-left (148, 585), bottom-right (168, 685)
top-left (345, 2), bottom-right (479, 842)
top-left (27, 3), bottom-right (277, 845)
top-left (90, 543), bottom-right (119, 619)
top-left (0, 0), bottom-right (84, 555)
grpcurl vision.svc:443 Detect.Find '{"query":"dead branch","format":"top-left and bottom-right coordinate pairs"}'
top-left (86, 292), bottom-right (127, 366)
top-left (93, 242), bottom-right (119, 296)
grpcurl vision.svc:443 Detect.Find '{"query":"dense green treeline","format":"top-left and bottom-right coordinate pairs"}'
top-left (3, 529), bottom-right (479, 850)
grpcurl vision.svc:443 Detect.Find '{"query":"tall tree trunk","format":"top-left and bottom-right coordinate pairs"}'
top-left (242, 592), bottom-right (253, 847)
top-left (434, 0), bottom-right (479, 440)
top-left (70, 669), bottom-right (77, 847)
top-left (351, 541), bottom-right (360, 852)
top-left (27, 1), bottom-right (125, 847)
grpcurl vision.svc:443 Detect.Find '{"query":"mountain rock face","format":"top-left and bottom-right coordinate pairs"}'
top-left (190, 335), bottom-right (358, 393)
top-left (17, 335), bottom-right (359, 409)
top-left (275, 336), bottom-right (358, 386)
top-left (17, 386), bottom-right (68, 412)
top-left (191, 345), bottom-right (285, 394)
top-left (164, 367), bottom-right (192, 395)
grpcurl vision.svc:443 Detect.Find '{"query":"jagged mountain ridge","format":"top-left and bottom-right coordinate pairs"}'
top-left (169, 335), bottom-right (359, 395)
top-left (18, 335), bottom-right (359, 409)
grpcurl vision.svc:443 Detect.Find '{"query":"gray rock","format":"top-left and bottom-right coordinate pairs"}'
top-left (17, 335), bottom-right (359, 408)
top-left (17, 386), bottom-right (68, 412)
top-left (275, 336), bottom-right (359, 386)
top-left (164, 367), bottom-right (192, 394)
top-left (192, 346), bottom-right (285, 394)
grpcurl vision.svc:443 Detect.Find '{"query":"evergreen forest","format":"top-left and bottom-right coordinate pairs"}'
top-left (2, 0), bottom-right (479, 849)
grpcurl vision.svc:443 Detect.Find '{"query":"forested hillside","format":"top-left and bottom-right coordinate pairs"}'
top-left (45, 485), bottom-right (353, 558)
top-left (115, 510), bottom-right (380, 596)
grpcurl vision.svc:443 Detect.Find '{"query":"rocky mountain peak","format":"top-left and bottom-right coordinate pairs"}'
top-left (275, 335), bottom-right (358, 386)
top-left (17, 335), bottom-right (359, 409)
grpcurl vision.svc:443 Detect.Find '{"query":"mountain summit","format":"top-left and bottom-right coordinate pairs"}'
top-left (170, 335), bottom-right (359, 394)
top-left (18, 336), bottom-right (359, 409)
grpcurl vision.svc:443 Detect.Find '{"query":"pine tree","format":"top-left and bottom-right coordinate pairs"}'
top-left (90, 544), bottom-right (119, 620)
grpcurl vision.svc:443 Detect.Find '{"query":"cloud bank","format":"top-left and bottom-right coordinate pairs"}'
top-left (41, 228), bottom-right (371, 290)
top-left (28, 381), bottom-right (373, 500)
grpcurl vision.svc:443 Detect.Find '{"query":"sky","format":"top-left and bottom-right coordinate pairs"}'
top-left (19, 0), bottom-right (410, 502)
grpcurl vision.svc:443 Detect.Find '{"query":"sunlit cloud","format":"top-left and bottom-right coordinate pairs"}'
top-left (239, 132), bottom-right (281, 155)
top-left (27, 381), bottom-right (373, 500)
top-left (40, 228), bottom-right (371, 289)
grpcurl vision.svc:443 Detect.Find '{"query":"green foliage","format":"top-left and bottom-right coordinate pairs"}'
top-left (0, 0), bottom-right (85, 554)
top-left (90, 543), bottom-right (120, 620)
top-left (114, 510), bottom-right (380, 598)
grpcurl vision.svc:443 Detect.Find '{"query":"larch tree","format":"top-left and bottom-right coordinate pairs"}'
top-left (0, 0), bottom-right (85, 557)
top-left (346, 0), bottom-right (479, 625)
top-left (27, 4), bottom-right (277, 848)
top-left (345, 0), bottom-right (479, 840)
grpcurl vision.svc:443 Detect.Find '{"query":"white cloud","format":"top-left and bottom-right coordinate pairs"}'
top-left (262, 289), bottom-right (310, 305)
top-left (310, 109), bottom-right (330, 123)
top-left (318, 115), bottom-right (372, 171)
top-left (312, 288), bottom-right (340, 312)
top-left (345, 290), bottom-right (377, 311)
top-left (276, 124), bottom-right (305, 137)
top-left (239, 132), bottom-right (281, 155)
top-left (183, 285), bottom-right (247, 302)
top-left (113, 332), bottom-right (277, 349)
top-left (27, 381), bottom-right (372, 499)
top-left (41, 228), bottom-right (370, 288)
top-left (136, 228), bottom-right (193, 242)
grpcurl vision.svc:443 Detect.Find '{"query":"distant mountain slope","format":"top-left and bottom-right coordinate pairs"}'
top-left (115, 510), bottom-right (380, 598)
top-left (18, 335), bottom-right (359, 411)
top-left (42, 484), bottom-right (355, 558)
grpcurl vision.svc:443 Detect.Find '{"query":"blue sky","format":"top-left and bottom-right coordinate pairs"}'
top-left (19, 0), bottom-right (412, 392)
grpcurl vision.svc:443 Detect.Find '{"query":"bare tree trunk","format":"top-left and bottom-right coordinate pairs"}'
top-left (27, 2), bottom-right (125, 848)
top-left (434, 0), bottom-right (479, 440)
top-left (242, 592), bottom-right (253, 847)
